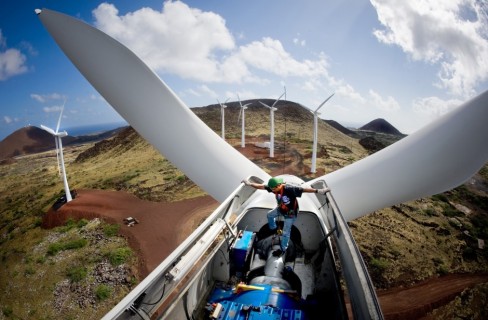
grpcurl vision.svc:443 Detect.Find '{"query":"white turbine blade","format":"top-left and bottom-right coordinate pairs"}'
top-left (309, 90), bottom-right (488, 221)
top-left (237, 94), bottom-right (242, 107)
top-left (259, 101), bottom-right (271, 109)
top-left (40, 124), bottom-right (57, 136)
top-left (315, 93), bottom-right (334, 113)
top-left (237, 95), bottom-right (251, 109)
top-left (37, 9), bottom-right (268, 202)
top-left (55, 98), bottom-right (66, 133)
top-left (271, 91), bottom-right (285, 108)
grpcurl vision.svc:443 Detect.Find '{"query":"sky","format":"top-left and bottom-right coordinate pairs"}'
top-left (1, 0), bottom-right (487, 141)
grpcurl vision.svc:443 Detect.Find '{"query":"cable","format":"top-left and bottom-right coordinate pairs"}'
top-left (140, 281), bottom-right (166, 306)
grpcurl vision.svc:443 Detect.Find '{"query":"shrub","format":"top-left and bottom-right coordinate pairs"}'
top-left (424, 208), bottom-right (437, 217)
top-left (47, 238), bottom-right (87, 256)
top-left (77, 219), bottom-right (88, 228)
top-left (2, 306), bottom-right (13, 317)
top-left (108, 247), bottom-right (132, 266)
top-left (432, 257), bottom-right (443, 266)
top-left (437, 265), bottom-right (449, 275)
top-left (63, 238), bottom-right (87, 250)
top-left (370, 258), bottom-right (389, 271)
top-left (95, 284), bottom-right (111, 301)
top-left (24, 266), bottom-right (35, 276)
top-left (103, 224), bottom-right (120, 237)
top-left (432, 194), bottom-right (449, 203)
top-left (47, 243), bottom-right (64, 256)
top-left (67, 266), bottom-right (87, 282)
top-left (442, 206), bottom-right (462, 218)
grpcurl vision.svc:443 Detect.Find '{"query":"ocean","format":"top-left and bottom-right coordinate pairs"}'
top-left (65, 121), bottom-right (128, 137)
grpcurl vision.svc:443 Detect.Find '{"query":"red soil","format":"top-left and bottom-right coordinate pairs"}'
top-left (41, 142), bottom-right (488, 318)
top-left (42, 189), bottom-right (218, 278)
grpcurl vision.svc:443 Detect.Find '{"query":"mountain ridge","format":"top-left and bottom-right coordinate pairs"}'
top-left (1, 100), bottom-right (403, 161)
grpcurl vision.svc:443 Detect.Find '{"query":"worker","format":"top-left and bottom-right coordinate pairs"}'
top-left (242, 177), bottom-right (330, 256)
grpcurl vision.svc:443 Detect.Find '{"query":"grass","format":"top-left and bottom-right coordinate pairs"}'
top-left (67, 266), bottom-right (88, 282)
top-left (95, 284), bottom-right (112, 301)
top-left (47, 237), bottom-right (87, 256)
top-left (0, 122), bottom-right (329, 319)
top-left (0, 160), bottom-right (138, 320)
top-left (108, 247), bottom-right (132, 266)
top-left (0, 109), bottom-right (486, 318)
top-left (103, 223), bottom-right (120, 237)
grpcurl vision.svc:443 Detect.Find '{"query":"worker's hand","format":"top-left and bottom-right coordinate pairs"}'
top-left (241, 179), bottom-right (251, 186)
top-left (317, 188), bottom-right (330, 195)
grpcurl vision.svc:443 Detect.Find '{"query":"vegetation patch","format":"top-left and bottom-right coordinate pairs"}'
top-left (108, 247), bottom-right (132, 266)
top-left (47, 237), bottom-right (87, 256)
top-left (103, 223), bottom-right (120, 237)
top-left (67, 266), bottom-right (88, 282)
top-left (95, 284), bottom-right (112, 301)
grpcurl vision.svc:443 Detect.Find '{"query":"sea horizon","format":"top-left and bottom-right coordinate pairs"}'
top-left (64, 121), bottom-right (128, 137)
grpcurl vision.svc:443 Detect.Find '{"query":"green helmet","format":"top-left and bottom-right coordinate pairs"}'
top-left (267, 177), bottom-right (283, 189)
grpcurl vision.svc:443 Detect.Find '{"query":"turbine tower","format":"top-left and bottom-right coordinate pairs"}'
top-left (259, 91), bottom-right (285, 158)
top-left (301, 93), bottom-right (334, 173)
top-left (237, 94), bottom-right (251, 148)
top-left (217, 98), bottom-right (229, 140)
top-left (40, 99), bottom-right (72, 202)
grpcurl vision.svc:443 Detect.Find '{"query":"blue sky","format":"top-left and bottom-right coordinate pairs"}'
top-left (1, 0), bottom-right (487, 140)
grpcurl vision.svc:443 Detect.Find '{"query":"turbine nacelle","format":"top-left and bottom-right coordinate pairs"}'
top-left (40, 124), bottom-right (68, 138)
top-left (258, 101), bottom-right (277, 112)
top-left (217, 98), bottom-right (229, 109)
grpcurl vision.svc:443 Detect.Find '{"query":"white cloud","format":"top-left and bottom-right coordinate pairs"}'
top-left (238, 38), bottom-right (327, 78)
top-left (198, 85), bottom-right (217, 98)
top-left (92, 2), bottom-right (330, 84)
top-left (3, 116), bottom-right (12, 124)
top-left (336, 83), bottom-right (366, 104)
top-left (369, 90), bottom-right (401, 112)
top-left (31, 93), bottom-right (64, 103)
top-left (370, 0), bottom-right (488, 97)
top-left (0, 30), bottom-right (28, 81)
top-left (412, 96), bottom-right (463, 117)
top-left (43, 106), bottom-right (63, 113)
top-left (93, 1), bottom-right (235, 81)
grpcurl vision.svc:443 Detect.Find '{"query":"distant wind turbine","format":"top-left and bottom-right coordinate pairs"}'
top-left (217, 98), bottom-right (229, 140)
top-left (259, 91), bottom-right (285, 158)
top-left (40, 99), bottom-right (72, 202)
top-left (301, 93), bottom-right (334, 173)
top-left (237, 94), bottom-right (251, 148)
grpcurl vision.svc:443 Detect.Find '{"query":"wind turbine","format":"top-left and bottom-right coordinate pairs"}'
top-left (259, 91), bottom-right (285, 158)
top-left (40, 99), bottom-right (72, 203)
top-left (217, 98), bottom-right (229, 140)
top-left (237, 94), bottom-right (251, 148)
top-left (301, 93), bottom-right (335, 173)
top-left (38, 9), bottom-right (488, 319)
